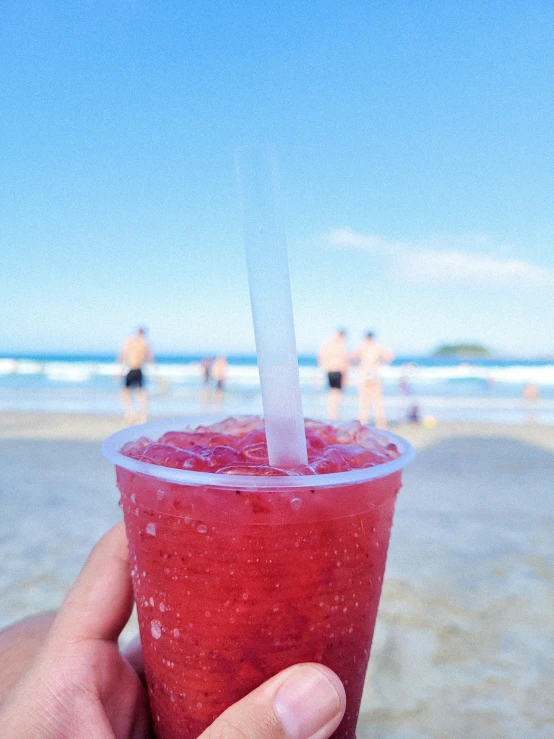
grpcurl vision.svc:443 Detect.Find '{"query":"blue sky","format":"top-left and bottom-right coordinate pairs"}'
top-left (1, 0), bottom-right (553, 357)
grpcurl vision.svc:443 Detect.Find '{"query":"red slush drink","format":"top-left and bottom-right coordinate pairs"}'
top-left (102, 416), bottom-right (414, 738)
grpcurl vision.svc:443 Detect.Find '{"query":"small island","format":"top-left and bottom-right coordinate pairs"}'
top-left (433, 343), bottom-right (490, 357)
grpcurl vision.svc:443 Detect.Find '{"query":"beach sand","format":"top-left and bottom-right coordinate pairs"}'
top-left (1, 413), bottom-right (553, 738)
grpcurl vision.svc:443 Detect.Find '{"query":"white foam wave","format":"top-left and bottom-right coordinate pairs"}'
top-left (379, 364), bottom-right (554, 385)
top-left (0, 357), bottom-right (553, 387)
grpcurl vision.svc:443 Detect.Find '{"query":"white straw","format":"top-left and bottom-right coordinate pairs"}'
top-left (236, 145), bottom-right (308, 468)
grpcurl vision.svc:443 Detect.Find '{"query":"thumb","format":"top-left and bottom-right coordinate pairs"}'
top-left (200, 663), bottom-right (346, 739)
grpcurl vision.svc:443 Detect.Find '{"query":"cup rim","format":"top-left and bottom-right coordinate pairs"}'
top-left (102, 415), bottom-right (415, 490)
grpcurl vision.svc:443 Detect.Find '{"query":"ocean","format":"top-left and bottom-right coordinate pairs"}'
top-left (0, 353), bottom-right (553, 425)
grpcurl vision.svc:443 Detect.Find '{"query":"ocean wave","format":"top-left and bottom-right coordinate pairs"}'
top-left (0, 357), bottom-right (553, 387)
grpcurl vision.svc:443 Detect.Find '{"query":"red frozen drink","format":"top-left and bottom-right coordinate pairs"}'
top-left (102, 416), bottom-right (414, 738)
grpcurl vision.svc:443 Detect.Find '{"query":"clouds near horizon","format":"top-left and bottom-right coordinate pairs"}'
top-left (323, 228), bottom-right (554, 288)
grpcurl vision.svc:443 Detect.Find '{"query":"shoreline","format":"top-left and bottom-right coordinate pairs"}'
top-left (1, 410), bottom-right (552, 451)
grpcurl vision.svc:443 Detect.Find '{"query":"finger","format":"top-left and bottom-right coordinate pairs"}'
top-left (200, 663), bottom-right (346, 739)
top-left (51, 521), bottom-right (134, 644)
top-left (121, 633), bottom-right (145, 680)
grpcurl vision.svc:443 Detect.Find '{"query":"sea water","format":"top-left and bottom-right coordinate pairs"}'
top-left (0, 353), bottom-right (553, 425)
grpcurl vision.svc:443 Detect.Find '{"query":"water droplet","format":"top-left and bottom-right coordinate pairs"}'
top-left (290, 497), bottom-right (302, 511)
top-left (197, 702), bottom-right (203, 709)
top-left (197, 524), bottom-right (208, 534)
top-left (159, 602), bottom-right (166, 612)
top-left (157, 488), bottom-right (166, 500)
top-left (242, 592), bottom-right (249, 600)
top-left (130, 493), bottom-right (136, 504)
top-left (150, 620), bottom-right (162, 639)
top-left (149, 597), bottom-right (155, 606)
top-left (146, 522), bottom-right (156, 536)
top-left (173, 628), bottom-right (180, 638)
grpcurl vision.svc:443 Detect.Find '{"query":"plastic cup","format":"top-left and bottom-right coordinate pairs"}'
top-left (102, 416), bottom-right (414, 739)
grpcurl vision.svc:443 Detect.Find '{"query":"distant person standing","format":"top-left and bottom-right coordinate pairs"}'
top-left (118, 327), bottom-right (155, 423)
top-left (318, 329), bottom-right (349, 420)
top-left (212, 355), bottom-right (228, 397)
top-left (200, 357), bottom-right (214, 386)
top-left (523, 383), bottom-right (540, 424)
top-left (351, 331), bottom-right (394, 429)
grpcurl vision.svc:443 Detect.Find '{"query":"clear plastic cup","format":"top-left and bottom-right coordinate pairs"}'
top-left (102, 416), bottom-right (414, 739)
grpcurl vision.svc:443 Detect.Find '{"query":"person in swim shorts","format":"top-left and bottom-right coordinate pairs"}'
top-left (318, 329), bottom-right (349, 420)
top-left (118, 327), bottom-right (155, 423)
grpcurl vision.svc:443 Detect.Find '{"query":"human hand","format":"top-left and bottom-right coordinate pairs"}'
top-left (0, 523), bottom-right (346, 739)
top-left (0, 522), bottom-right (151, 738)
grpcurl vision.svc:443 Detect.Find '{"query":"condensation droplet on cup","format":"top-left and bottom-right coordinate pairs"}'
top-left (146, 523), bottom-right (156, 536)
top-left (197, 524), bottom-right (208, 534)
top-left (157, 488), bottom-right (166, 500)
top-left (290, 497), bottom-right (302, 511)
top-left (150, 620), bottom-right (162, 640)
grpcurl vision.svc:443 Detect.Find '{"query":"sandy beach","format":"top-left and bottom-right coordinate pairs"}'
top-left (1, 412), bottom-right (553, 738)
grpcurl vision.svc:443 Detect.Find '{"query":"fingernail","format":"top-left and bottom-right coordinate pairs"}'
top-left (274, 665), bottom-right (344, 738)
